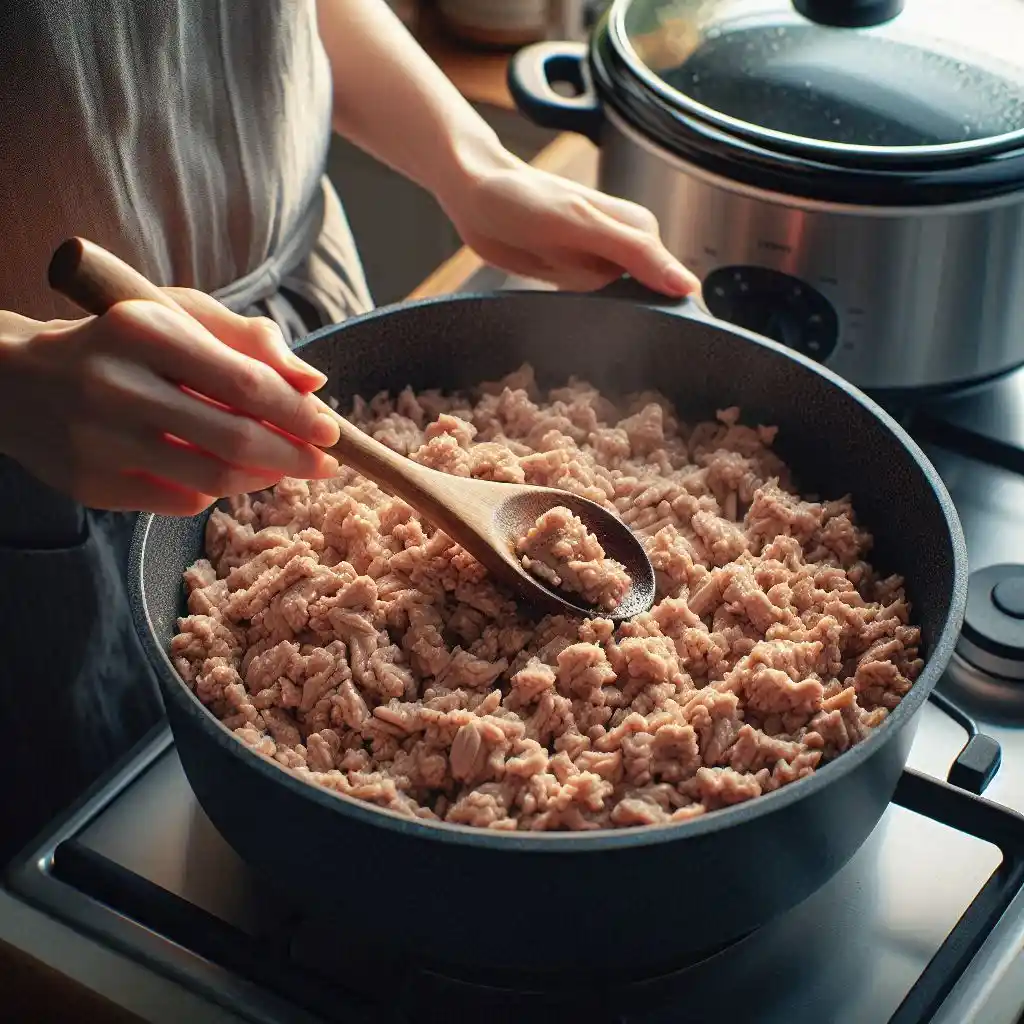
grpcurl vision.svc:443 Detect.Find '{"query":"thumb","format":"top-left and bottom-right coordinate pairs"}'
top-left (163, 287), bottom-right (328, 394)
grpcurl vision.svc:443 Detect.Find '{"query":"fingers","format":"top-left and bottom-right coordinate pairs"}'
top-left (74, 469), bottom-right (215, 516)
top-left (538, 254), bottom-right (624, 292)
top-left (469, 239), bottom-right (552, 281)
top-left (82, 354), bottom-right (340, 479)
top-left (97, 301), bottom-right (341, 448)
top-left (569, 200), bottom-right (701, 297)
top-left (164, 288), bottom-right (328, 394)
top-left (470, 238), bottom-right (621, 292)
top-left (539, 188), bottom-right (697, 297)
top-left (586, 191), bottom-right (662, 236)
top-left (155, 387), bottom-right (341, 478)
top-left (91, 427), bottom-right (287, 497)
top-left (475, 235), bottom-right (657, 293)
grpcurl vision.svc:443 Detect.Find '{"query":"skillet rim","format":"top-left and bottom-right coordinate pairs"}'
top-left (129, 290), bottom-right (968, 852)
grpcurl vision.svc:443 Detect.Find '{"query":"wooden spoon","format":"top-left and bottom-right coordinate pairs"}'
top-left (48, 237), bottom-right (657, 621)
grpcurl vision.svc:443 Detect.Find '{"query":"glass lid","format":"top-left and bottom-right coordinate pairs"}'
top-left (609, 0), bottom-right (1024, 160)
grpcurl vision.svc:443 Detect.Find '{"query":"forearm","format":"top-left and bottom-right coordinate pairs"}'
top-left (315, 0), bottom-right (515, 209)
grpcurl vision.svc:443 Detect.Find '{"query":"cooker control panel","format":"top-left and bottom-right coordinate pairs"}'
top-left (702, 267), bottom-right (839, 363)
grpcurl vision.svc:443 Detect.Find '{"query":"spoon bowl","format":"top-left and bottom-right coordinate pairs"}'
top-left (489, 487), bottom-right (656, 620)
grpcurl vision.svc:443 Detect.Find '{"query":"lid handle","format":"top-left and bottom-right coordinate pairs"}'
top-left (792, 0), bottom-right (905, 27)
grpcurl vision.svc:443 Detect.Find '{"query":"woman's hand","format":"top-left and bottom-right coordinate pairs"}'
top-left (439, 148), bottom-right (701, 296)
top-left (0, 290), bottom-right (341, 516)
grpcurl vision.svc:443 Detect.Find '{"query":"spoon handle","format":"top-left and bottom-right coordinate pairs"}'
top-left (49, 237), bottom-right (184, 317)
top-left (326, 418), bottom-right (480, 539)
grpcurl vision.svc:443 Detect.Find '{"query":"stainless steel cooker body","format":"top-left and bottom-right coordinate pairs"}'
top-left (599, 108), bottom-right (1024, 392)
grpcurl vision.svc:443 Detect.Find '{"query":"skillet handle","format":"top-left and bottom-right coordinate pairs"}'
top-left (592, 276), bottom-right (713, 320)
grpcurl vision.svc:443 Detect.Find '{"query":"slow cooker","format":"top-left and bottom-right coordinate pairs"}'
top-left (509, 0), bottom-right (1024, 394)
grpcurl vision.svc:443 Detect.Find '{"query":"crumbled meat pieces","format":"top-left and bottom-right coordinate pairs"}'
top-left (171, 367), bottom-right (923, 831)
top-left (515, 505), bottom-right (631, 611)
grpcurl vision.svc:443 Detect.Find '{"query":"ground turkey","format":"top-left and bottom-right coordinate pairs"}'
top-left (515, 505), bottom-right (631, 612)
top-left (171, 367), bottom-right (923, 831)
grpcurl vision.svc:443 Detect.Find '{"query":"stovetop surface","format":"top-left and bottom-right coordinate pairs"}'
top-left (61, 737), bottom-right (1010, 1023)
top-left (10, 271), bottom-right (1024, 1024)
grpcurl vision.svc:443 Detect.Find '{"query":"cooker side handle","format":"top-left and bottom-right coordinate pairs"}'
top-left (592, 276), bottom-right (712, 321)
top-left (507, 42), bottom-right (605, 144)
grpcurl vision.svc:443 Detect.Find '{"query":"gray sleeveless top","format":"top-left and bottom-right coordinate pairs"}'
top-left (0, 0), bottom-right (371, 328)
top-left (0, 1), bottom-right (372, 861)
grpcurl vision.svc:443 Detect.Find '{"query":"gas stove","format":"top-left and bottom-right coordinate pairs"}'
top-left (7, 272), bottom-right (1024, 1024)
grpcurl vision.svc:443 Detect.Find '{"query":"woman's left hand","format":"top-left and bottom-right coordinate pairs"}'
top-left (439, 149), bottom-right (701, 297)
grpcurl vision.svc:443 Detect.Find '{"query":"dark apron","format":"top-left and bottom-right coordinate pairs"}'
top-left (0, 192), bottom-right (341, 866)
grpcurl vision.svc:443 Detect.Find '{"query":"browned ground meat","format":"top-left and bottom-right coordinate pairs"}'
top-left (516, 505), bottom-right (631, 611)
top-left (170, 366), bottom-right (923, 831)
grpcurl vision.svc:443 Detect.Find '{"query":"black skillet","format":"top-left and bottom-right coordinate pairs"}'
top-left (125, 273), bottom-right (968, 977)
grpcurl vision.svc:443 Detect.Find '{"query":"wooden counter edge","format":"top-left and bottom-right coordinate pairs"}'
top-left (407, 133), bottom-right (599, 301)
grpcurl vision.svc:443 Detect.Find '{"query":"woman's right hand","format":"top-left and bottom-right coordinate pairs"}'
top-left (0, 289), bottom-right (342, 515)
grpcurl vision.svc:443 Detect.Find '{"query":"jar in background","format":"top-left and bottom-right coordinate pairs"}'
top-left (437, 1), bottom-right (552, 48)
